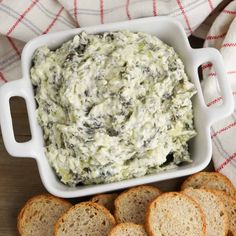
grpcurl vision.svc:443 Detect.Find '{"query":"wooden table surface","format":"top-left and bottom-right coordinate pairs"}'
top-left (0, 36), bottom-right (207, 235)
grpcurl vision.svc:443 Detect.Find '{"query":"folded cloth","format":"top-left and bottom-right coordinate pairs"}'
top-left (0, 0), bottom-right (222, 84)
top-left (0, 0), bottom-right (235, 185)
top-left (202, 0), bottom-right (236, 186)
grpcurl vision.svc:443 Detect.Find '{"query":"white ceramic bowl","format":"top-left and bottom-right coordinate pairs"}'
top-left (0, 17), bottom-right (234, 198)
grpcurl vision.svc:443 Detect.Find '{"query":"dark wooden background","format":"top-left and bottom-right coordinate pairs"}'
top-left (0, 36), bottom-right (208, 235)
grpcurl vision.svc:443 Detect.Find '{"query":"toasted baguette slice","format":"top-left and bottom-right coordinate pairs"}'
top-left (181, 172), bottom-right (210, 189)
top-left (17, 194), bottom-right (72, 236)
top-left (114, 185), bottom-right (161, 224)
top-left (202, 178), bottom-right (236, 199)
top-left (54, 201), bottom-right (116, 236)
top-left (91, 193), bottom-right (118, 213)
top-left (146, 192), bottom-right (206, 236)
top-left (208, 189), bottom-right (236, 236)
top-left (183, 188), bottom-right (229, 236)
top-left (109, 223), bottom-right (147, 236)
top-left (181, 172), bottom-right (236, 198)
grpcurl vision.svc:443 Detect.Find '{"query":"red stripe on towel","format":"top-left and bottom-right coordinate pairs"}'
top-left (211, 122), bottom-right (236, 138)
top-left (208, 0), bottom-right (214, 11)
top-left (208, 71), bottom-right (236, 77)
top-left (6, 0), bottom-right (39, 36)
top-left (42, 6), bottom-right (64, 34)
top-left (216, 152), bottom-right (236, 171)
top-left (6, 37), bottom-right (21, 57)
top-left (153, 0), bottom-right (157, 16)
top-left (176, 0), bottom-right (193, 34)
top-left (207, 92), bottom-right (236, 107)
top-left (202, 63), bottom-right (212, 70)
top-left (100, 0), bottom-right (104, 24)
top-left (206, 32), bottom-right (227, 40)
top-left (223, 9), bottom-right (236, 15)
top-left (126, 0), bottom-right (131, 20)
top-left (74, 0), bottom-right (77, 21)
top-left (0, 71), bottom-right (7, 83)
top-left (222, 43), bottom-right (236, 47)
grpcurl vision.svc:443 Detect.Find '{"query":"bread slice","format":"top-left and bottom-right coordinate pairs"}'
top-left (54, 201), bottom-right (116, 236)
top-left (208, 189), bottom-right (236, 236)
top-left (181, 172), bottom-right (210, 189)
top-left (17, 194), bottom-right (72, 236)
top-left (202, 177), bottom-right (236, 199)
top-left (183, 188), bottom-right (229, 236)
top-left (109, 223), bottom-right (147, 236)
top-left (146, 192), bottom-right (206, 236)
top-left (181, 172), bottom-right (236, 198)
top-left (114, 185), bottom-right (161, 224)
top-left (90, 193), bottom-right (118, 213)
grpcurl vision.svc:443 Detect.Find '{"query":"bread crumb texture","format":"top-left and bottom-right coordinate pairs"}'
top-left (54, 202), bottom-right (116, 236)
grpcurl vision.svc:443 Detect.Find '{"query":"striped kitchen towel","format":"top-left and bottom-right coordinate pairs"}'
top-left (0, 0), bottom-right (235, 185)
top-left (0, 0), bottom-right (222, 84)
top-left (202, 0), bottom-right (236, 185)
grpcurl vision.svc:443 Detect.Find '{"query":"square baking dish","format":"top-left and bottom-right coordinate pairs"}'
top-left (0, 17), bottom-right (233, 198)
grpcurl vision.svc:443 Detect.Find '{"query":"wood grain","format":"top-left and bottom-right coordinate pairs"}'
top-left (0, 97), bottom-right (46, 235)
top-left (9, 97), bottom-right (31, 137)
top-left (0, 137), bottom-right (45, 235)
top-left (0, 37), bottom-right (208, 235)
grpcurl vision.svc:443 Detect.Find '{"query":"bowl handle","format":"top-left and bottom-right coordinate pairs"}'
top-left (193, 48), bottom-right (234, 125)
top-left (0, 79), bottom-right (36, 158)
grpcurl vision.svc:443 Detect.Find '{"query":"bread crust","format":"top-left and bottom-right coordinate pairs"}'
top-left (91, 193), bottom-right (118, 202)
top-left (203, 173), bottom-right (236, 198)
top-left (202, 188), bottom-right (229, 235)
top-left (181, 172), bottom-right (236, 198)
top-left (54, 201), bottom-right (116, 236)
top-left (145, 192), bottom-right (206, 236)
top-left (17, 193), bottom-right (72, 236)
top-left (181, 172), bottom-right (210, 190)
top-left (114, 185), bottom-right (161, 224)
top-left (90, 193), bottom-right (118, 213)
top-left (108, 222), bottom-right (146, 236)
top-left (182, 188), bottom-right (229, 236)
top-left (206, 189), bottom-right (236, 236)
top-left (17, 172), bottom-right (235, 236)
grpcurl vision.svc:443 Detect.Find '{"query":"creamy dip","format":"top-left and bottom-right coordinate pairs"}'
top-left (31, 31), bottom-right (196, 186)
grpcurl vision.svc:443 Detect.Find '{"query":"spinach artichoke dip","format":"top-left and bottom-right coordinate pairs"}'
top-left (31, 31), bottom-right (196, 186)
